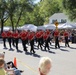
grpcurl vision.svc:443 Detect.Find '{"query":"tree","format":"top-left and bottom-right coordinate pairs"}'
top-left (39, 0), bottom-right (61, 24)
top-left (26, 5), bottom-right (44, 26)
top-left (6, 0), bottom-right (18, 31)
top-left (6, 0), bottom-right (33, 31)
top-left (62, 0), bottom-right (76, 21)
top-left (0, 0), bottom-right (8, 33)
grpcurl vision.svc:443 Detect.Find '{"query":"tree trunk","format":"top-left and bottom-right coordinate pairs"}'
top-left (1, 19), bottom-right (4, 33)
top-left (10, 16), bottom-right (14, 31)
top-left (15, 9), bottom-right (23, 29)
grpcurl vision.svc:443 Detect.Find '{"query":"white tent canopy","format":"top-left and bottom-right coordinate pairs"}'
top-left (3, 26), bottom-right (12, 31)
top-left (44, 24), bottom-right (55, 30)
top-left (20, 24), bottom-right (28, 30)
top-left (27, 24), bottom-right (37, 31)
top-left (58, 23), bottom-right (76, 29)
top-left (37, 26), bottom-right (46, 31)
top-left (21, 24), bottom-right (37, 31)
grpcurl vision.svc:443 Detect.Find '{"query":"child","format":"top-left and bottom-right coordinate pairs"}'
top-left (0, 58), bottom-right (8, 75)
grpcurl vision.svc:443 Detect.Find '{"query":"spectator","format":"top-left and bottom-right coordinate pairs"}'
top-left (38, 57), bottom-right (52, 75)
top-left (0, 58), bottom-right (8, 75)
top-left (0, 52), bottom-right (21, 75)
top-left (0, 52), bottom-right (7, 70)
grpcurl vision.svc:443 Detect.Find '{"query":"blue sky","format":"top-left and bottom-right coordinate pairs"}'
top-left (34, 0), bottom-right (40, 3)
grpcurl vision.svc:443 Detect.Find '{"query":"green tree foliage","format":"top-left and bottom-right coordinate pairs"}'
top-left (0, 0), bottom-right (62, 33)
top-left (0, 0), bottom-right (33, 32)
top-left (39, 0), bottom-right (61, 24)
top-left (0, 0), bottom-right (8, 33)
top-left (24, 5), bottom-right (44, 26)
top-left (62, 0), bottom-right (76, 21)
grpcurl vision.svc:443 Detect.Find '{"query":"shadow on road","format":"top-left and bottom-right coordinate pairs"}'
top-left (49, 47), bottom-right (56, 49)
top-left (60, 46), bottom-right (66, 48)
top-left (3, 47), bottom-right (8, 50)
top-left (17, 50), bottom-right (23, 53)
top-left (25, 52), bottom-right (41, 58)
top-left (25, 52), bottom-right (32, 55)
top-left (9, 48), bottom-right (14, 51)
top-left (69, 47), bottom-right (76, 49)
top-left (60, 48), bottom-right (69, 52)
top-left (33, 53), bottom-right (41, 58)
top-left (48, 50), bottom-right (56, 54)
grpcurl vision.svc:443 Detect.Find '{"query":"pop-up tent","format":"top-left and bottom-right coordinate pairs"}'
top-left (58, 23), bottom-right (76, 29)
top-left (37, 26), bottom-right (45, 31)
top-left (21, 24), bottom-right (37, 31)
top-left (44, 24), bottom-right (55, 30)
top-left (27, 24), bottom-right (37, 32)
top-left (3, 26), bottom-right (12, 31)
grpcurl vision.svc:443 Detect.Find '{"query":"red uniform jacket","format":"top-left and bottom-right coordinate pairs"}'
top-left (43, 33), bottom-right (48, 40)
top-left (13, 32), bottom-right (19, 39)
top-left (20, 31), bottom-right (28, 40)
top-left (7, 31), bottom-right (12, 38)
top-left (1, 32), bottom-right (7, 38)
top-left (36, 31), bottom-right (42, 38)
top-left (54, 30), bottom-right (59, 37)
top-left (28, 32), bottom-right (34, 41)
top-left (64, 32), bottom-right (69, 37)
top-left (46, 30), bottom-right (50, 35)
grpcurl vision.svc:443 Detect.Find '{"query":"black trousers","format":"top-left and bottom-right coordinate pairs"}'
top-left (3, 38), bottom-right (6, 48)
top-left (48, 37), bottom-right (51, 45)
top-left (65, 37), bottom-right (69, 47)
top-left (12, 38), bottom-right (15, 46)
top-left (8, 38), bottom-right (12, 49)
top-left (45, 39), bottom-right (49, 50)
top-left (55, 37), bottom-right (60, 48)
top-left (72, 36), bottom-right (74, 43)
top-left (38, 38), bottom-right (43, 50)
top-left (41, 37), bottom-right (44, 45)
top-left (14, 38), bottom-right (19, 50)
top-left (22, 39), bottom-right (27, 52)
top-left (30, 39), bottom-right (35, 53)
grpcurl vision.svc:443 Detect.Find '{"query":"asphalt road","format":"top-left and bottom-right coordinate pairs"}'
top-left (0, 40), bottom-right (76, 75)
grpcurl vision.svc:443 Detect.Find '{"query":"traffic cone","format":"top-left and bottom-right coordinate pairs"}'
top-left (14, 57), bottom-right (17, 68)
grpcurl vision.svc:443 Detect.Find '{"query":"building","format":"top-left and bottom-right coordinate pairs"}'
top-left (49, 13), bottom-right (71, 24)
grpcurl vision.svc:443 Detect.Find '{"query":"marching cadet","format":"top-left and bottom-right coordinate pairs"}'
top-left (28, 31), bottom-right (35, 54)
top-left (13, 30), bottom-right (19, 51)
top-left (1, 31), bottom-right (7, 48)
top-left (35, 31), bottom-right (38, 43)
top-left (36, 30), bottom-right (43, 50)
top-left (46, 29), bottom-right (51, 45)
top-left (11, 31), bottom-right (15, 47)
top-left (20, 30), bottom-right (28, 53)
top-left (40, 30), bottom-right (44, 47)
top-left (7, 30), bottom-right (13, 50)
top-left (54, 29), bottom-right (60, 49)
top-left (43, 32), bottom-right (50, 51)
top-left (63, 30), bottom-right (70, 47)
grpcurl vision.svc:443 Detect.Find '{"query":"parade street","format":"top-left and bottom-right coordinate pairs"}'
top-left (0, 40), bottom-right (76, 75)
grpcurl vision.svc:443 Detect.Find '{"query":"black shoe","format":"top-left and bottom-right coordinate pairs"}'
top-left (3, 47), bottom-right (8, 49)
top-left (41, 46), bottom-right (42, 49)
top-left (68, 45), bottom-right (70, 47)
top-left (55, 47), bottom-right (57, 49)
top-left (48, 48), bottom-right (50, 51)
top-left (58, 47), bottom-right (60, 49)
top-left (33, 51), bottom-right (35, 54)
